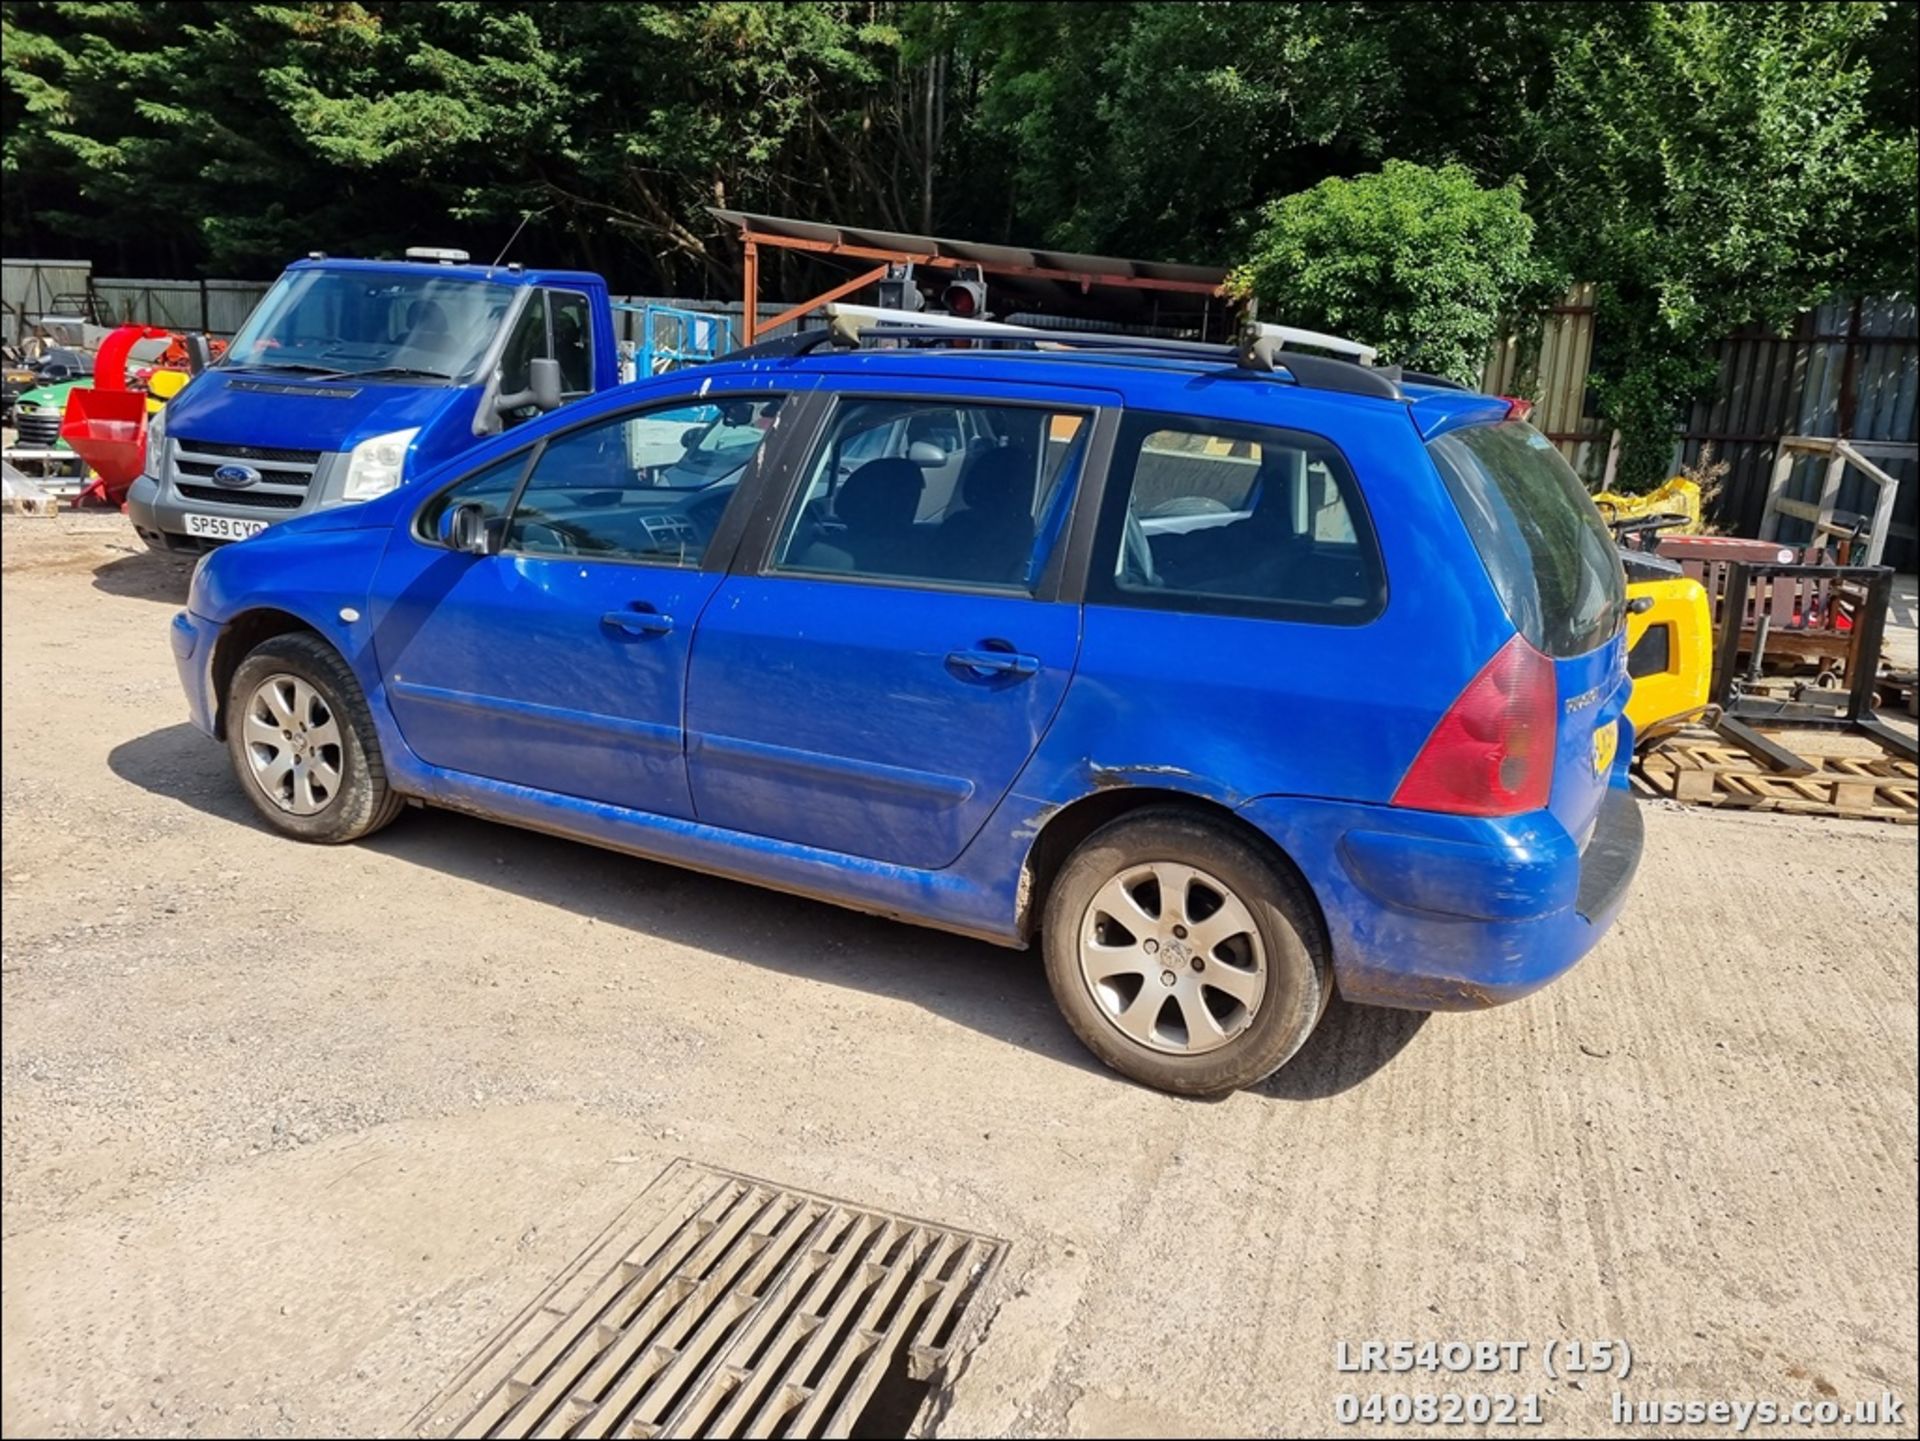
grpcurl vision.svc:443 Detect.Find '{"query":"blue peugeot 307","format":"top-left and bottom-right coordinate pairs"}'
top-left (168, 318), bottom-right (1642, 1095)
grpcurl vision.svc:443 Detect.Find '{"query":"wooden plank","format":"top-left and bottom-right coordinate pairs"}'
top-left (1636, 726), bottom-right (1918, 823)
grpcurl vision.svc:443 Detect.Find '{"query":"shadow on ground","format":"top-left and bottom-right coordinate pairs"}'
top-left (93, 547), bottom-right (194, 605)
top-left (109, 722), bottom-right (1428, 1100)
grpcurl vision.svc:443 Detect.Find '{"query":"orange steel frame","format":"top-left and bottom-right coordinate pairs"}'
top-left (735, 227), bottom-right (1225, 345)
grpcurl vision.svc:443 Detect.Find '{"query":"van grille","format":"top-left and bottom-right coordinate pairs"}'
top-left (169, 437), bottom-right (323, 512)
top-left (176, 483), bottom-right (304, 510)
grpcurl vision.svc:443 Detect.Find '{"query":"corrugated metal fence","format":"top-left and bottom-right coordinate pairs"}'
top-left (1481, 282), bottom-right (1606, 476)
top-left (1679, 296), bottom-right (1916, 568)
top-left (1488, 288), bottom-right (1916, 569)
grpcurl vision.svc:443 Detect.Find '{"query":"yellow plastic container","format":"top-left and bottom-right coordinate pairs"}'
top-left (1624, 576), bottom-right (1713, 743)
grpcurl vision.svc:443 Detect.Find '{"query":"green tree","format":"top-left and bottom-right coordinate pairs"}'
top-left (1230, 161), bottom-right (1555, 383)
top-left (1532, 1), bottom-right (1917, 489)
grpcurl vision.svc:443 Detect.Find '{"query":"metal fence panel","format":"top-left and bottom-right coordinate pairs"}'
top-left (2, 258), bottom-right (93, 341)
top-left (1680, 295), bottom-right (1916, 568)
top-left (205, 280), bottom-right (271, 336)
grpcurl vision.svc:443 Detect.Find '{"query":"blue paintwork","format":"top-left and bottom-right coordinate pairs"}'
top-left (173, 347), bottom-right (1641, 1009)
top-left (136, 257), bottom-right (618, 541)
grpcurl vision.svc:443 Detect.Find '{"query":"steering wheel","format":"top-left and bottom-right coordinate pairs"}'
top-left (1122, 509), bottom-right (1160, 587)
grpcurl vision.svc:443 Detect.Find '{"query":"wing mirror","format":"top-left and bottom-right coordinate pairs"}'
top-left (439, 501), bottom-right (503, 555)
top-left (495, 356), bottom-right (563, 416)
top-left (184, 333), bottom-right (213, 377)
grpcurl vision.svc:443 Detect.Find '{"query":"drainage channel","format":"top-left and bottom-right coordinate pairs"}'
top-left (413, 1159), bottom-right (1007, 1440)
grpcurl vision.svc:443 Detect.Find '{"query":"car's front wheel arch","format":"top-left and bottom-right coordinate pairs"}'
top-left (209, 608), bottom-right (323, 740)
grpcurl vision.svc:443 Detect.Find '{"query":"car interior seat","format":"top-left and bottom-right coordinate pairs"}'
top-left (797, 457), bottom-right (926, 575)
top-left (937, 444), bottom-right (1036, 584)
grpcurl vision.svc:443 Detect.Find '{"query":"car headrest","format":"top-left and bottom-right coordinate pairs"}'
top-left (837, 458), bottom-right (923, 531)
top-left (962, 446), bottom-right (1032, 517)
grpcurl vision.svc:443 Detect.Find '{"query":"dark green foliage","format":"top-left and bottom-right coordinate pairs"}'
top-left (1231, 162), bottom-right (1558, 385)
top-left (4, 1), bottom-right (1913, 482)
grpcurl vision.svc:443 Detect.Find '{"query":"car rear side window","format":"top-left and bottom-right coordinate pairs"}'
top-left (1088, 411), bottom-right (1385, 622)
top-left (770, 399), bottom-right (1090, 592)
top-left (1427, 421), bottom-right (1625, 658)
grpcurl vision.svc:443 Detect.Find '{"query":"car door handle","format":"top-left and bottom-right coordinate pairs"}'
top-left (602, 609), bottom-right (673, 636)
top-left (946, 647), bottom-right (1039, 678)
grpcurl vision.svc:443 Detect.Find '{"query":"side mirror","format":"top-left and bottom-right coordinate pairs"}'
top-left (495, 356), bottom-right (564, 416)
top-left (681, 426), bottom-right (708, 450)
top-left (184, 333), bottom-right (213, 377)
top-left (439, 501), bottom-right (495, 554)
top-left (530, 356), bottom-right (561, 412)
top-left (907, 440), bottom-right (946, 466)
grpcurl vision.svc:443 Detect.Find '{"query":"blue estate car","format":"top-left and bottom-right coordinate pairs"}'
top-left (169, 325), bottom-right (1642, 1095)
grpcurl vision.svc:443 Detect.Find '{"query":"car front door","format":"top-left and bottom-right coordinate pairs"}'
top-left (369, 388), bottom-right (791, 817)
top-left (683, 385), bottom-right (1115, 869)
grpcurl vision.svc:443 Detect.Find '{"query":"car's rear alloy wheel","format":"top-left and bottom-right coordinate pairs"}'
top-left (1079, 862), bottom-right (1267, 1055)
top-left (1043, 810), bottom-right (1329, 1095)
top-left (226, 632), bottom-right (407, 844)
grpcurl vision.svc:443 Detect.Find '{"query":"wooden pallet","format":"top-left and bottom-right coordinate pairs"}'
top-left (1633, 731), bottom-right (1918, 823)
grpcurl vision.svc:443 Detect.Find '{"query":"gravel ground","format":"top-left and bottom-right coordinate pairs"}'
top-left (2, 512), bottom-right (1915, 1438)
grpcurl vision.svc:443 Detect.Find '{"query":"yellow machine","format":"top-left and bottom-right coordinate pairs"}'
top-left (1594, 476), bottom-right (1704, 535)
top-left (1624, 575), bottom-right (1713, 742)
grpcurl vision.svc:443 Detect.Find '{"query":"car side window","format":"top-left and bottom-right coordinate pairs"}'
top-left (1093, 412), bottom-right (1385, 621)
top-left (418, 453), bottom-right (528, 537)
top-left (503, 396), bottom-right (784, 566)
top-left (770, 398), bottom-right (1089, 592)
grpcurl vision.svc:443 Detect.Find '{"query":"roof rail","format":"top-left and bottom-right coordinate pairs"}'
top-left (812, 305), bottom-right (1405, 401)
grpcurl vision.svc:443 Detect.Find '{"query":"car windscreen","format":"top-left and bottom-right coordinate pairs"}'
top-left (1427, 420), bottom-right (1626, 658)
top-left (223, 269), bottom-right (514, 382)
top-left (637, 402), bottom-right (782, 488)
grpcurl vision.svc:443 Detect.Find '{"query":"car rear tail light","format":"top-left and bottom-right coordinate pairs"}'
top-left (1500, 396), bottom-right (1533, 423)
top-left (1392, 635), bottom-right (1557, 816)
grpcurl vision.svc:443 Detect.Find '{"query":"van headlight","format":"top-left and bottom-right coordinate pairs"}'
top-left (143, 403), bottom-right (169, 477)
top-left (339, 427), bottom-right (419, 502)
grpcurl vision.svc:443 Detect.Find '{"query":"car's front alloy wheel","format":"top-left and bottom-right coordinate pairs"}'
top-left (225, 632), bottom-right (406, 844)
top-left (241, 672), bottom-right (345, 816)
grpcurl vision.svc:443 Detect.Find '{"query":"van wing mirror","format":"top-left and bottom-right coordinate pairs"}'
top-left (495, 356), bottom-right (564, 416)
top-left (184, 333), bottom-right (213, 377)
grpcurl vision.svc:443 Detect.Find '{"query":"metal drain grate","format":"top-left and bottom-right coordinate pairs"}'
top-left (415, 1160), bottom-right (1006, 1440)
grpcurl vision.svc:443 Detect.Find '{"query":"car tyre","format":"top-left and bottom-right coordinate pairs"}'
top-left (226, 632), bottom-right (407, 844)
top-left (1041, 808), bottom-right (1330, 1096)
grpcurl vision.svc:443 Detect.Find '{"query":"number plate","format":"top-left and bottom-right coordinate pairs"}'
top-left (183, 512), bottom-right (269, 541)
top-left (1592, 719), bottom-right (1619, 778)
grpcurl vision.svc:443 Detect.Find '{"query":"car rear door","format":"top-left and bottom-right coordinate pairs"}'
top-left (683, 381), bottom-right (1117, 869)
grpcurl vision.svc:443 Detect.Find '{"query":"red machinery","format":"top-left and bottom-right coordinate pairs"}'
top-left (61, 324), bottom-right (176, 508)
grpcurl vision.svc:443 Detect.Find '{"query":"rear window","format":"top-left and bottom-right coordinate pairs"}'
top-left (1428, 421), bottom-right (1625, 657)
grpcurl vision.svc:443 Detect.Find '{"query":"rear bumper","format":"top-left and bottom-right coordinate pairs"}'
top-left (1239, 786), bottom-right (1643, 1011)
